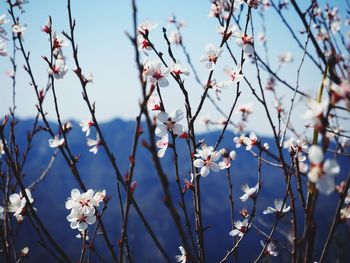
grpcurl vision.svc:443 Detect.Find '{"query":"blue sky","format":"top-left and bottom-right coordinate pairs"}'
top-left (0, 0), bottom-right (348, 136)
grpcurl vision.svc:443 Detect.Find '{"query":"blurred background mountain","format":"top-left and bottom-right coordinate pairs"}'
top-left (5, 118), bottom-right (350, 262)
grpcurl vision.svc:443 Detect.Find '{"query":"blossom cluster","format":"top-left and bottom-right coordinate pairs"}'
top-left (65, 188), bottom-right (106, 233)
top-left (7, 188), bottom-right (34, 222)
top-left (0, 14), bottom-right (9, 57)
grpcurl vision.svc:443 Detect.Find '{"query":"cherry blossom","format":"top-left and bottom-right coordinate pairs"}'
top-left (48, 135), bottom-right (65, 148)
top-left (93, 190), bottom-right (106, 204)
top-left (7, 188), bottom-right (34, 222)
top-left (233, 134), bottom-right (245, 148)
top-left (169, 31), bottom-right (182, 45)
top-left (247, 0), bottom-right (261, 9)
top-left (175, 246), bottom-right (187, 263)
top-left (87, 134), bottom-right (101, 154)
top-left (65, 189), bottom-right (98, 215)
top-left (66, 208), bottom-right (96, 232)
top-left (302, 98), bottom-right (328, 130)
top-left (171, 63), bottom-right (190, 77)
top-left (20, 247), bottom-right (29, 257)
top-left (143, 59), bottom-right (170, 87)
top-left (0, 139), bottom-right (5, 156)
top-left (156, 135), bottom-right (169, 158)
top-left (12, 24), bottom-right (26, 35)
top-left (138, 20), bottom-right (158, 35)
top-left (243, 132), bottom-right (258, 150)
top-left (223, 65), bottom-right (244, 84)
top-left (240, 183), bottom-right (259, 202)
top-left (229, 218), bottom-right (251, 237)
top-left (278, 51), bottom-right (293, 64)
top-left (155, 110), bottom-right (184, 137)
top-left (137, 34), bottom-right (152, 54)
top-left (79, 120), bottom-right (94, 137)
top-left (219, 148), bottom-right (236, 169)
top-left (330, 80), bottom-right (350, 107)
top-left (0, 14), bottom-right (9, 26)
top-left (234, 32), bottom-right (254, 55)
top-left (147, 94), bottom-right (161, 111)
top-left (283, 137), bottom-right (310, 161)
top-left (48, 55), bottom-right (68, 79)
top-left (0, 39), bottom-right (7, 56)
top-left (263, 199), bottom-right (290, 216)
top-left (260, 240), bottom-right (279, 257)
top-left (216, 24), bottom-right (237, 41)
top-left (193, 143), bottom-right (221, 177)
top-left (308, 145), bottom-right (340, 195)
top-left (52, 32), bottom-right (68, 55)
top-left (41, 18), bottom-right (51, 34)
top-left (200, 43), bottom-right (224, 71)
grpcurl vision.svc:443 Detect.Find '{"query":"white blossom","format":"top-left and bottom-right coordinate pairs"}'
top-left (260, 240), bottom-right (279, 257)
top-left (79, 120), bottom-right (94, 137)
top-left (263, 199), bottom-right (290, 215)
top-left (193, 144), bottom-right (221, 177)
top-left (7, 188), bottom-right (34, 222)
top-left (308, 145), bottom-right (340, 195)
top-left (48, 135), bottom-right (65, 148)
top-left (175, 246), bottom-right (187, 263)
top-left (200, 43), bottom-right (224, 71)
top-left (240, 183), bottom-right (259, 202)
top-left (87, 134), bottom-right (101, 154)
top-left (229, 219), bottom-right (250, 237)
top-left (155, 110), bottom-right (184, 137)
top-left (143, 59), bottom-right (170, 87)
top-left (156, 135), bottom-right (169, 158)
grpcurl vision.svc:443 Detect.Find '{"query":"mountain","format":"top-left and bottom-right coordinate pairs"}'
top-left (2, 118), bottom-right (350, 262)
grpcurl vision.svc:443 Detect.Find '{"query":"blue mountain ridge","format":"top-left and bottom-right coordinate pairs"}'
top-left (3, 118), bottom-right (350, 262)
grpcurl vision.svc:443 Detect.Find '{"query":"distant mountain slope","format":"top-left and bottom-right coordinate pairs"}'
top-left (4, 118), bottom-right (350, 262)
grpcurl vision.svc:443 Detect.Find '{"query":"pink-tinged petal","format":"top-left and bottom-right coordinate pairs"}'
top-left (206, 61), bottom-right (214, 71)
top-left (200, 166), bottom-right (210, 177)
top-left (86, 215), bottom-right (96, 225)
top-left (193, 159), bottom-right (204, 168)
top-left (157, 111), bottom-right (169, 123)
top-left (209, 162), bottom-right (221, 172)
top-left (158, 77), bottom-right (169, 87)
top-left (316, 175), bottom-right (335, 195)
top-left (234, 74), bottom-right (244, 83)
top-left (9, 194), bottom-right (20, 204)
top-left (205, 43), bottom-right (216, 54)
top-left (155, 125), bottom-right (167, 137)
top-left (244, 44), bottom-right (254, 55)
top-left (308, 145), bottom-right (324, 164)
top-left (171, 109), bottom-right (184, 122)
top-left (173, 123), bottom-right (184, 135)
top-left (70, 188), bottom-right (80, 200)
top-left (307, 168), bottom-right (319, 183)
top-left (70, 221), bottom-right (79, 229)
top-left (211, 151), bottom-right (221, 162)
top-left (216, 47), bottom-right (224, 57)
top-left (78, 222), bottom-right (88, 231)
top-left (182, 69), bottom-right (190, 76)
top-left (323, 159), bottom-right (340, 176)
top-left (263, 207), bottom-right (276, 214)
top-left (199, 56), bottom-right (208, 62)
top-left (157, 147), bottom-right (166, 158)
top-left (240, 193), bottom-right (249, 202)
top-left (85, 189), bottom-right (94, 199)
top-left (229, 229), bottom-right (240, 237)
top-left (89, 146), bottom-right (98, 154)
top-left (65, 200), bottom-right (76, 210)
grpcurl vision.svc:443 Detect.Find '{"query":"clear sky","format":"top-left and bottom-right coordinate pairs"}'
top-left (0, 0), bottom-right (349, 137)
